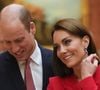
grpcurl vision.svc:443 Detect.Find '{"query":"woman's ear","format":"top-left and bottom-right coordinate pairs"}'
top-left (30, 21), bottom-right (36, 35)
top-left (82, 35), bottom-right (90, 49)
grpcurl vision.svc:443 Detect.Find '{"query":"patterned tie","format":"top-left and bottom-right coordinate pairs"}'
top-left (25, 58), bottom-right (35, 90)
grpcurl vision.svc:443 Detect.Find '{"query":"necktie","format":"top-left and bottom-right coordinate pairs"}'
top-left (25, 58), bottom-right (35, 90)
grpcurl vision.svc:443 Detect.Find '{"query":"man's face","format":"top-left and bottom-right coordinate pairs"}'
top-left (1, 19), bottom-right (36, 61)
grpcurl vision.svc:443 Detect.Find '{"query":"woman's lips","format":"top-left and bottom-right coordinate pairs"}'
top-left (63, 55), bottom-right (72, 61)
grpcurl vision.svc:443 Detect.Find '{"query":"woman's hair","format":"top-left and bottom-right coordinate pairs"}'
top-left (51, 18), bottom-right (98, 77)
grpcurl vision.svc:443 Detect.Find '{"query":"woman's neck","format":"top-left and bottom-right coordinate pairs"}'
top-left (73, 64), bottom-right (82, 81)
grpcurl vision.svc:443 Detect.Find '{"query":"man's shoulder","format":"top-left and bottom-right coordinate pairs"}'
top-left (39, 45), bottom-right (53, 55)
top-left (39, 45), bottom-right (53, 64)
top-left (0, 51), bottom-right (9, 57)
top-left (0, 51), bottom-right (14, 60)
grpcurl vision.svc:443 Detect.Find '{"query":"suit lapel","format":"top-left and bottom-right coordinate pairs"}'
top-left (6, 53), bottom-right (26, 90)
top-left (39, 46), bottom-right (47, 90)
top-left (39, 46), bottom-right (53, 90)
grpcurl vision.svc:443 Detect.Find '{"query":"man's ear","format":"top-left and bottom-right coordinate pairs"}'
top-left (82, 35), bottom-right (90, 49)
top-left (30, 21), bottom-right (36, 35)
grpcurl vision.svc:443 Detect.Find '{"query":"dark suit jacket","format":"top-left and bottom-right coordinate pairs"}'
top-left (0, 45), bottom-right (54, 90)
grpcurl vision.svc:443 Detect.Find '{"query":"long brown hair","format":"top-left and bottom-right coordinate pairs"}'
top-left (52, 18), bottom-right (98, 77)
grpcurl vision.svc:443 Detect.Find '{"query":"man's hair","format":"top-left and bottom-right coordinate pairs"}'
top-left (0, 4), bottom-right (33, 32)
top-left (19, 7), bottom-right (33, 31)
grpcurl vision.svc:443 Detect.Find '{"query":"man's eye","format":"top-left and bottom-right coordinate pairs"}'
top-left (16, 39), bottom-right (23, 43)
top-left (15, 37), bottom-right (24, 43)
top-left (5, 41), bottom-right (11, 44)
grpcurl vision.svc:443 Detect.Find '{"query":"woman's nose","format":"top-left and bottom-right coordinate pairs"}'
top-left (60, 45), bottom-right (66, 53)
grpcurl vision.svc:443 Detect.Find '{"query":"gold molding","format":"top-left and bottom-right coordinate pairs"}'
top-left (81, 0), bottom-right (89, 28)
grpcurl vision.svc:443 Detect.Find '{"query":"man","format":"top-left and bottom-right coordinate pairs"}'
top-left (0, 4), bottom-right (54, 90)
top-left (0, 28), bottom-right (6, 53)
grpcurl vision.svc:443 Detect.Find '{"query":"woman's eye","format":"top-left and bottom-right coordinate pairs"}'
top-left (64, 39), bottom-right (72, 45)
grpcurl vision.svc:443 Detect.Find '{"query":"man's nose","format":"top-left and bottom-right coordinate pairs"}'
top-left (10, 43), bottom-right (20, 53)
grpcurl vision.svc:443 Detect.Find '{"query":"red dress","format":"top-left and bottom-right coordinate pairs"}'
top-left (47, 66), bottom-right (100, 90)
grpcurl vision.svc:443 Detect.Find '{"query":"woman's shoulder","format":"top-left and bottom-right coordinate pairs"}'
top-left (94, 65), bottom-right (100, 78)
top-left (49, 76), bottom-right (65, 83)
top-left (93, 65), bottom-right (100, 85)
top-left (96, 65), bottom-right (100, 71)
top-left (49, 75), bottom-right (73, 83)
top-left (49, 76), bottom-right (62, 80)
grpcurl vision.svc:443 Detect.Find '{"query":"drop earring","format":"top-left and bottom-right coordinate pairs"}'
top-left (84, 48), bottom-right (88, 55)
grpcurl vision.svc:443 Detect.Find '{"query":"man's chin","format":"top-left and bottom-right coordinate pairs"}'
top-left (16, 57), bottom-right (26, 61)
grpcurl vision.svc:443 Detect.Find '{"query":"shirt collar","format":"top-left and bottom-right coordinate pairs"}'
top-left (30, 40), bottom-right (42, 65)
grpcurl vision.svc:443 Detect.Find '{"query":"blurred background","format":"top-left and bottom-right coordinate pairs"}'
top-left (0, 0), bottom-right (100, 55)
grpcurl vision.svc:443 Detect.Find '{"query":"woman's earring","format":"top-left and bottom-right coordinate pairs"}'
top-left (84, 48), bottom-right (88, 55)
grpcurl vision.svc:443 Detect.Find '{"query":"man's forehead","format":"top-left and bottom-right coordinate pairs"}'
top-left (0, 4), bottom-right (22, 23)
top-left (0, 13), bottom-right (19, 24)
top-left (1, 4), bottom-right (23, 16)
top-left (2, 31), bottom-right (25, 41)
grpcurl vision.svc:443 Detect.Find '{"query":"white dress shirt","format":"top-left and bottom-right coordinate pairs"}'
top-left (18, 40), bottom-right (42, 90)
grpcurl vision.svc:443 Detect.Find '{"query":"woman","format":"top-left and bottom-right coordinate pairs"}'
top-left (47, 18), bottom-right (100, 90)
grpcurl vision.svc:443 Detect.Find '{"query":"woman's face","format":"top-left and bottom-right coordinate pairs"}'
top-left (53, 30), bottom-right (89, 68)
